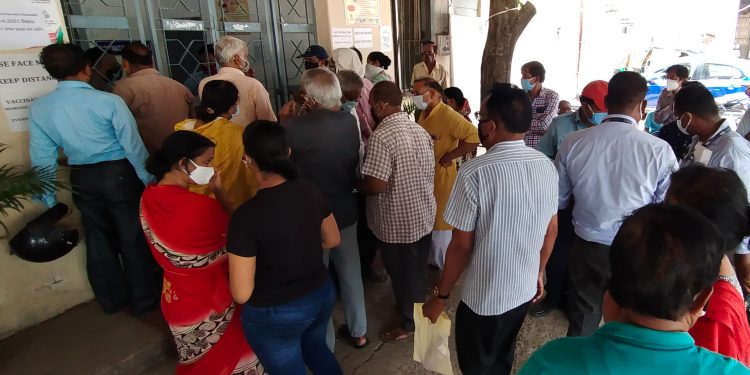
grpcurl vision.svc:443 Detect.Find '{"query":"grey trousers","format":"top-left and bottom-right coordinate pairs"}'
top-left (323, 223), bottom-right (368, 350)
top-left (566, 235), bottom-right (611, 337)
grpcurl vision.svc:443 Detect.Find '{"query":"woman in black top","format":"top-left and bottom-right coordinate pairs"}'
top-left (227, 120), bottom-right (343, 375)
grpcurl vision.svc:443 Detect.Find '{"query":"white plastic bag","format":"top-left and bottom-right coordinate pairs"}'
top-left (413, 303), bottom-right (454, 375)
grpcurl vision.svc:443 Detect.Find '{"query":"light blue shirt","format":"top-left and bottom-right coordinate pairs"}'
top-left (682, 120), bottom-right (750, 254)
top-left (29, 80), bottom-right (152, 207)
top-left (536, 111), bottom-right (589, 160)
top-left (556, 115), bottom-right (678, 245)
top-left (519, 322), bottom-right (750, 375)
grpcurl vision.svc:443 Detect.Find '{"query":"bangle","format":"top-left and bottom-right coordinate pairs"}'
top-left (432, 286), bottom-right (450, 300)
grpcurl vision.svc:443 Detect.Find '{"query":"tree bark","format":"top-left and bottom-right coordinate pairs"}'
top-left (480, 1), bottom-right (537, 96)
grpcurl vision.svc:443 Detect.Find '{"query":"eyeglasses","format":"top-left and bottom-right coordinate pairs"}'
top-left (474, 111), bottom-right (491, 124)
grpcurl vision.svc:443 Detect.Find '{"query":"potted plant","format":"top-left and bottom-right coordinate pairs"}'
top-left (0, 143), bottom-right (68, 239)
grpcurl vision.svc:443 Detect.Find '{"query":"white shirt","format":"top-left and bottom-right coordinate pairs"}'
top-left (556, 115), bottom-right (679, 246)
top-left (444, 141), bottom-right (558, 315)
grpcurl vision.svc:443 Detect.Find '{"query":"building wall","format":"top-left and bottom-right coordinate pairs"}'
top-left (314, 0), bottom-right (395, 83)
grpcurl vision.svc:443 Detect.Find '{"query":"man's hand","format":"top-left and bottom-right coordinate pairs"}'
top-left (422, 297), bottom-right (446, 324)
top-left (531, 272), bottom-right (546, 304)
top-left (438, 153), bottom-right (454, 167)
top-left (279, 100), bottom-right (298, 122)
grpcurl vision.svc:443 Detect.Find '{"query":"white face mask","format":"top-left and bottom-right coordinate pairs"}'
top-left (238, 56), bottom-right (251, 73)
top-left (365, 64), bottom-right (384, 80)
top-left (677, 113), bottom-right (692, 135)
top-left (231, 105), bottom-right (241, 121)
top-left (412, 92), bottom-right (430, 110)
top-left (666, 79), bottom-right (680, 92)
top-left (187, 159), bottom-right (214, 185)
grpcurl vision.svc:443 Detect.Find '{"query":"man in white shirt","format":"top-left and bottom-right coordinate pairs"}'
top-left (198, 36), bottom-right (276, 126)
top-left (556, 71), bottom-right (678, 337)
top-left (410, 41), bottom-right (449, 88)
top-left (423, 83), bottom-right (558, 375)
top-left (674, 81), bottom-right (750, 295)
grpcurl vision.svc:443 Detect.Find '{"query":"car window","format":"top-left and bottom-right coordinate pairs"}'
top-left (705, 64), bottom-right (744, 80)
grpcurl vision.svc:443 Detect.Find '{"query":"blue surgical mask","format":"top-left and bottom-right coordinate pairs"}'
top-left (341, 100), bottom-right (357, 113)
top-left (521, 78), bottom-right (534, 92)
top-left (591, 112), bottom-right (607, 125)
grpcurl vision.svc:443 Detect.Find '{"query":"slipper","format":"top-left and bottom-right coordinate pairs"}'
top-left (380, 327), bottom-right (413, 343)
top-left (338, 324), bottom-right (369, 349)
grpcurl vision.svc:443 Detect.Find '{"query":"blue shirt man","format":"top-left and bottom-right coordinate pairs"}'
top-left (28, 44), bottom-right (159, 315)
top-left (30, 81), bottom-right (152, 206)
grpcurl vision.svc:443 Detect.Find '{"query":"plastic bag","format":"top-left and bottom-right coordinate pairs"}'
top-left (413, 303), bottom-right (454, 375)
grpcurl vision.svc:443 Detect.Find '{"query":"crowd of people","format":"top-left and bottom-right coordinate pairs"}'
top-left (25, 34), bottom-right (750, 375)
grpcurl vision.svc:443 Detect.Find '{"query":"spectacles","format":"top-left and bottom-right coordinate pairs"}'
top-left (475, 111), bottom-right (491, 124)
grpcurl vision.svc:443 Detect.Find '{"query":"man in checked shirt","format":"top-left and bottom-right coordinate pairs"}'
top-left (521, 61), bottom-right (560, 148)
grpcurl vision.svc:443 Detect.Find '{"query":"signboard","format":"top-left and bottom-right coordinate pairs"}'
top-left (344, 0), bottom-right (380, 25)
top-left (354, 28), bottom-right (374, 49)
top-left (95, 40), bottom-right (153, 55)
top-left (380, 26), bottom-right (393, 52)
top-left (0, 4), bottom-right (49, 50)
top-left (331, 28), bottom-right (354, 49)
top-left (0, 49), bottom-right (57, 132)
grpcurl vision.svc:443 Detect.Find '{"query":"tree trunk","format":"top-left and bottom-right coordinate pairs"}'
top-left (480, 1), bottom-right (537, 96)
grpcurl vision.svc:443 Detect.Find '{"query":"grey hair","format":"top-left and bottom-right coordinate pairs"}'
top-left (336, 70), bottom-right (364, 95)
top-left (215, 36), bottom-right (247, 65)
top-left (302, 68), bottom-right (343, 109)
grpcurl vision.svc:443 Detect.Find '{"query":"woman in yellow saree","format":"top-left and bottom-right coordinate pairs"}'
top-left (175, 80), bottom-right (257, 209)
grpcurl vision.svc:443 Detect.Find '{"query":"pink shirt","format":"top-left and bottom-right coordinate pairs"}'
top-left (198, 67), bottom-right (277, 127)
top-left (358, 78), bottom-right (374, 138)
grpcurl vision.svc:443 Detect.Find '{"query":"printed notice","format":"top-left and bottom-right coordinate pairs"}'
top-left (0, 3), bottom-right (48, 50)
top-left (344, 0), bottom-right (379, 25)
top-left (2, 93), bottom-right (42, 132)
top-left (0, 49), bottom-right (58, 132)
top-left (29, 0), bottom-right (67, 43)
top-left (380, 26), bottom-right (393, 52)
top-left (332, 28), bottom-right (354, 49)
top-left (354, 28), bottom-right (374, 49)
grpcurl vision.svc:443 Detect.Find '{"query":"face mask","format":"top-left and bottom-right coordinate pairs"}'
top-left (591, 112), bottom-right (607, 125)
top-left (412, 93), bottom-right (430, 110)
top-left (237, 56), bottom-right (251, 73)
top-left (666, 79), bottom-right (680, 92)
top-left (231, 106), bottom-right (241, 121)
top-left (187, 159), bottom-right (214, 185)
top-left (365, 64), bottom-right (384, 80)
top-left (521, 78), bottom-right (535, 92)
top-left (341, 100), bottom-right (357, 113)
top-left (304, 61), bottom-right (319, 70)
top-left (677, 113), bottom-right (692, 135)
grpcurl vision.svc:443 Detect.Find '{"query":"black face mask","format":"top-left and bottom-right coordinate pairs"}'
top-left (304, 61), bottom-right (319, 70)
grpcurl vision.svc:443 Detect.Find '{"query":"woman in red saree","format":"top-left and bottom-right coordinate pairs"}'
top-left (140, 130), bottom-right (264, 375)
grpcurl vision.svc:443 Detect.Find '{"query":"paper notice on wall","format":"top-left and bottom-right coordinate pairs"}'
top-left (344, 0), bottom-right (379, 25)
top-left (332, 28), bottom-right (354, 49)
top-left (380, 26), bottom-right (393, 52)
top-left (354, 28), bottom-right (374, 49)
top-left (29, 0), bottom-right (67, 43)
top-left (0, 4), bottom-right (49, 50)
top-left (0, 49), bottom-right (58, 132)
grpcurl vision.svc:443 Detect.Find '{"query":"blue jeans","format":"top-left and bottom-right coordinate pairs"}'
top-left (241, 279), bottom-right (342, 375)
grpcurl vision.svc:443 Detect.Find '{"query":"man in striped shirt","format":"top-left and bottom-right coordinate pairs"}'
top-left (423, 83), bottom-right (559, 375)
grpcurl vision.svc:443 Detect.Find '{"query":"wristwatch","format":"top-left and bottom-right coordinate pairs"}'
top-left (432, 286), bottom-right (450, 300)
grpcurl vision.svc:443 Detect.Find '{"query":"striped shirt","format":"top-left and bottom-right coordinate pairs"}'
top-left (444, 140), bottom-right (558, 316)
top-left (362, 112), bottom-right (436, 243)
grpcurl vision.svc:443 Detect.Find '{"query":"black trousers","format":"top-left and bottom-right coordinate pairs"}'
top-left (544, 206), bottom-right (575, 309)
top-left (70, 160), bottom-right (161, 313)
top-left (356, 193), bottom-right (378, 277)
top-left (566, 235), bottom-right (611, 337)
top-left (455, 301), bottom-right (530, 375)
top-left (379, 234), bottom-right (430, 331)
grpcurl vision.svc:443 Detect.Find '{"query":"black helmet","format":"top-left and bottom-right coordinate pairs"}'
top-left (9, 203), bottom-right (79, 263)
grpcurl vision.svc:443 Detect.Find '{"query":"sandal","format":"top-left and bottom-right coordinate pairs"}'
top-left (338, 325), bottom-right (370, 349)
top-left (380, 327), bottom-right (413, 343)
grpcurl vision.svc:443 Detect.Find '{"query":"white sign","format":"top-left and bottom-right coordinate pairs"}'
top-left (354, 28), bottom-right (374, 49)
top-left (2, 93), bottom-right (42, 132)
top-left (29, 0), bottom-right (67, 43)
top-left (0, 4), bottom-right (49, 50)
top-left (0, 50), bottom-right (58, 132)
top-left (380, 26), bottom-right (393, 52)
top-left (331, 28), bottom-right (353, 49)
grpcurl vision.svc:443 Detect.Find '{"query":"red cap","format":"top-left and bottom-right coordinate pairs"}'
top-left (581, 80), bottom-right (608, 112)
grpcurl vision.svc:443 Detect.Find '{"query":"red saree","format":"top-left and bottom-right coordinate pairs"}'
top-left (140, 185), bottom-right (263, 375)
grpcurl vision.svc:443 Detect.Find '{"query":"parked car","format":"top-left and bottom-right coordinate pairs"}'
top-left (645, 57), bottom-right (750, 107)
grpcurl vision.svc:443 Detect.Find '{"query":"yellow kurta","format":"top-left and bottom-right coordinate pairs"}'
top-left (418, 102), bottom-right (480, 230)
top-left (174, 117), bottom-right (258, 210)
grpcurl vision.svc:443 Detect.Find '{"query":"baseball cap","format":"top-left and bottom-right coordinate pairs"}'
top-left (297, 45), bottom-right (329, 59)
top-left (581, 80), bottom-right (608, 111)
